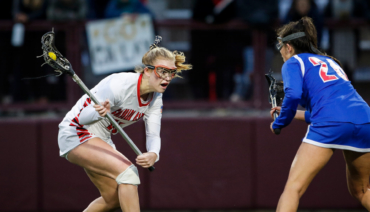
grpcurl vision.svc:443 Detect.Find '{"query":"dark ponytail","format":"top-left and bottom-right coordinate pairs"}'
top-left (277, 17), bottom-right (342, 67)
top-left (300, 17), bottom-right (318, 47)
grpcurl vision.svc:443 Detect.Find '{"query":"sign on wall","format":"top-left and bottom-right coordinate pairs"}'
top-left (86, 14), bottom-right (154, 75)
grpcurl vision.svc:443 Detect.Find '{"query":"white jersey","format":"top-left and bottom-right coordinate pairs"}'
top-left (58, 72), bottom-right (162, 161)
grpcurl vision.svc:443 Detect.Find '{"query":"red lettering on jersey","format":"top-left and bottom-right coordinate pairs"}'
top-left (112, 127), bottom-right (117, 134)
top-left (108, 109), bottom-right (145, 133)
top-left (128, 110), bottom-right (136, 120)
top-left (113, 109), bottom-right (128, 120)
top-left (133, 112), bottom-right (145, 121)
top-left (107, 124), bottom-right (118, 134)
top-left (309, 57), bottom-right (319, 66)
top-left (121, 109), bottom-right (130, 119)
top-left (112, 109), bottom-right (144, 121)
top-left (133, 112), bottom-right (140, 121)
top-left (319, 63), bottom-right (337, 82)
top-left (117, 121), bottom-right (125, 127)
top-left (309, 57), bottom-right (338, 83)
top-left (112, 109), bottom-right (123, 116)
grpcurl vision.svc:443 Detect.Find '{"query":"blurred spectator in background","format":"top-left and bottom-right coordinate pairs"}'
top-left (104, 0), bottom-right (152, 19)
top-left (0, 1), bottom-right (14, 104)
top-left (190, 0), bottom-right (237, 100)
top-left (0, 1), bottom-right (13, 20)
top-left (13, 0), bottom-right (47, 23)
top-left (324, 0), bottom-right (370, 81)
top-left (229, 0), bottom-right (278, 102)
top-left (47, 0), bottom-right (87, 22)
top-left (236, 0), bottom-right (278, 29)
top-left (284, 0), bottom-right (323, 46)
top-left (324, 0), bottom-right (370, 19)
top-left (86, 0), bottom-right (110, 19)
top-left (11, 0), bottom-right (50, 104)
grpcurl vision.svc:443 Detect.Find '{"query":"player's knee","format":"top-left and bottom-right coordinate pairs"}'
top-left (116, 164), bottom-right (140, 186)
top-left (284, 182), bottom-right (306, 197)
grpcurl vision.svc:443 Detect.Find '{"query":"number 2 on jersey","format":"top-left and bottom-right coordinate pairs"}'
top-left (309, 57), bottom-right (348, 83)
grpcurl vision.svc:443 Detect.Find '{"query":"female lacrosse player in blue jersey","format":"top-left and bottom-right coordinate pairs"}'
top-left (270, 17), bottom-right (370, 211)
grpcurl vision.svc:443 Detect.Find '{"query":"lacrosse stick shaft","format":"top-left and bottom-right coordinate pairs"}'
top-left (270, 94), bottom-right (281, 135)
top-left (271, 97), bottom-right (279, 120)
top-left (71, 73), bottom-right (155, 172)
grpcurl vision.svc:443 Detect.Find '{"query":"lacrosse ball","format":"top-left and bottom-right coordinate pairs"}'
top-left (48, 52), bottom-right (57, 61)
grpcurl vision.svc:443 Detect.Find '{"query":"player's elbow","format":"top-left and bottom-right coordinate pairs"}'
top-left (79, 118), bottom-right (100, 126)
top-left (78, 119), bottom-right (90, 126)
top-left (284, 87), bottom-right (302, 100)
top-left (285, 92), bottom-right (301, 101)
top-left (79, 119), bottom-right (89, 126)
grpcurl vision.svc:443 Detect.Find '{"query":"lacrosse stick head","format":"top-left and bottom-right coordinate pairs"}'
top-left (38, 29), bottom-right (75, 76)
top-left (265, 70), bottom-right (277, 104)
top-left (265, 70), bottom-right (285, 106)
top-left (275, 81), bottom-right (285, 105)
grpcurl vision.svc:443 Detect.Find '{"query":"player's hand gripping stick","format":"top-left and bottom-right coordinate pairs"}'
top-left (270, 96), bottom-right (281, 135)
top-left (265, 71), bottom-right (283, 135)
top-left (38, 29), bottom-right (155, 172)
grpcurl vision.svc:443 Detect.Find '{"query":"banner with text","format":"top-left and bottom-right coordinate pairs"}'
top-left (86, 15), bottom-right (154, 75)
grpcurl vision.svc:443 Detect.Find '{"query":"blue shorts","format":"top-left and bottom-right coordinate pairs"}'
top-left (303, 122), bottom-right (370, 152)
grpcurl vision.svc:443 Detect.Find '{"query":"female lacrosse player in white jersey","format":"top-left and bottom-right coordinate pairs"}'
top-left (58, 36), bottom-right (192, 212)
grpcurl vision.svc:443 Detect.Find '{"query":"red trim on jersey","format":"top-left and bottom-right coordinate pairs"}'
top-left (137, 73), bottom-right (153, 107)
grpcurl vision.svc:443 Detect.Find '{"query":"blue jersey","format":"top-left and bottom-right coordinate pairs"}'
top-left (273, 53), bottom-right (370, 129)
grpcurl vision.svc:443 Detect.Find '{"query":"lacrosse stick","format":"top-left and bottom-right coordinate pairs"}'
top-left (265, 70), bottom-right (284, 135)
top-left (38, 29), bottom-right (155, 172)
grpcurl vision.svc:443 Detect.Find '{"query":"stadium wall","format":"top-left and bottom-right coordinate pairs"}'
top-left (0, 117), bottom-right (362, 211)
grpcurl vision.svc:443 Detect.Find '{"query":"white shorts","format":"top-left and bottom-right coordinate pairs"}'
top-left (58, 119), bottom-right (116, 160)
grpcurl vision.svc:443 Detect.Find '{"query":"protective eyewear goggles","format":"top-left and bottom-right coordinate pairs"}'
top-left (276, 40), bottom-right (284, 51)
top-left (276, 32), bottom-right (306, 51)
top-left (146, 65), bottom-right (177, 79)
